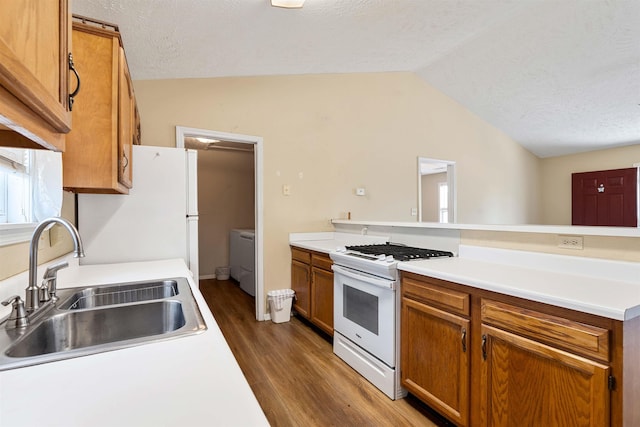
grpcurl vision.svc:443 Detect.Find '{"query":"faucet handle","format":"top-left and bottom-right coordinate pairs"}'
top-left (44, 261), bottom-right (69, 278)
top-left (2, 296), bottom-right (29, 329)
top-left (41, 261), bottom-right (69, 303)
top-left (2, 295), bottom-right (22, 307)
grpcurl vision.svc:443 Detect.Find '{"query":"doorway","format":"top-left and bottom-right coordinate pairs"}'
top-left (176, 126), bottom-right (265, 321)
top-left (417, 157), bottom-right (456, 223)
top-left (571, 167), bottom-right (639, 227)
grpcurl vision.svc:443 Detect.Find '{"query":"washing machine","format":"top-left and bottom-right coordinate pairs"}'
top-left (229, 229), bottom-right (255, 296)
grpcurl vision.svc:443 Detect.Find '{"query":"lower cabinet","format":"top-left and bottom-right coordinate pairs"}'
top-left (480, 323), bottom-right (609, 426)
top-left (401, 275), bottom-right (471, 426)
top-left (400, 272), bottom-right (628, 427)
top-left (291, 256), bottom-right (310, 318)
top-left (290, 246), bottom-right (334, 336)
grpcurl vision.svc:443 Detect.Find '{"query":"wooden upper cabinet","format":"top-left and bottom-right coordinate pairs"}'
top-left (118, 47), bottom-right (133, 189)
top-left (62, 16), bottom-right (136, 194)
top-left (0, 0), bottom-right (72, 151)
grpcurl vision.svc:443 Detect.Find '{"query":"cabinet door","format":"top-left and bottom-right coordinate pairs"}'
top-left (480, 324), bottom-right (610, 427)
top-left (291, 260), bottom-right (310, 319)
top-left (401, 297), bottom-right (470, 426)
top-left (311, 266), bottom-right (333, 336)
top-left (0, 0), bottom-right (71, 150)
top-left (118, 47), bottom-right (133, 189)
top-left (63, 21), bottom-right (131, 194)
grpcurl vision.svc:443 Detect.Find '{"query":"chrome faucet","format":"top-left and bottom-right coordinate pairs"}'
top-left (26, 217), bottom-right (85, 313)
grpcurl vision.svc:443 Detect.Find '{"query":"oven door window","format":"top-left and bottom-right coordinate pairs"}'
top-left (343, 285), bottom-right (379, 335)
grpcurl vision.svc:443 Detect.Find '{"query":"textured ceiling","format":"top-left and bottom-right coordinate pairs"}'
top-left (72, 0), bottom-right (640, 158)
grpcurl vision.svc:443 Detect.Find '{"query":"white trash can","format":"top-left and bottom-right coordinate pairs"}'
top-left (267, 289), bottom-right (295, 323)
top-left (215, 266), bottom-right (230, 280)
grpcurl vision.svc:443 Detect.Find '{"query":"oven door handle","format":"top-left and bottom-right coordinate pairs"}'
top-left (331, 265), bottom-right (396, 290)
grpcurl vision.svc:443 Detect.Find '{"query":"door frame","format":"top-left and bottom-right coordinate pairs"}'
top-left (176, 126), bottom-right (265, 321)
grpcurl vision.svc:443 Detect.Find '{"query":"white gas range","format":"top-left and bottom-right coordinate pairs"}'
top-left (330, 243), bottom-right (454, 400)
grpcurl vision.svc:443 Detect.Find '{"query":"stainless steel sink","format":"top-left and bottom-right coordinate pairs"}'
top-left (57, 279), bottom-right (179, 310)
top-left (7, 301), bottom-right (186, 357)
top-left (0, 277), bottom-right (206, 371)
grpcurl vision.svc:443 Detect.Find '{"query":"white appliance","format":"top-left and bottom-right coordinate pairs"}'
top-left (77, 145), bottom-right (199, 281)
top-left (330, 243), bottom-right (453, 400)
top-left (229, 229), bottom-right (255, 296)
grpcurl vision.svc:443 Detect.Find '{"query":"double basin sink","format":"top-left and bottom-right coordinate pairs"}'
top-left (0, 277), bottom-right (207, 370)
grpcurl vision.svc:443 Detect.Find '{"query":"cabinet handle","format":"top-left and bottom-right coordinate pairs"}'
top-left (68, 53), bottom-right (81, 111)
top-left (121, 150), bottom-right (129, 170)
top-left (461, 328), bottom-right (467, 353)
top-left (481, 334), bottom-right (487, 360)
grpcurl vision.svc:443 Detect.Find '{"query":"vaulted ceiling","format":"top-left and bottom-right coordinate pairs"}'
top-left (72, 0), bottom-right (640, 158)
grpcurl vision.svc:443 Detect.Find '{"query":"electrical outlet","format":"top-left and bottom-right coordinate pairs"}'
top-left (558, 235), bottom-right (583, 250)
top-left (282, 184), bottom-right (291, 196)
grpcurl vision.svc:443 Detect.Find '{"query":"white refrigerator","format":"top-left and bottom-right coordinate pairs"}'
top-left (77, 145), bottom-right (199, 281)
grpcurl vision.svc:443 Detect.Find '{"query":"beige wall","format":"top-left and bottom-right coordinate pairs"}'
top-left (421, 172), bottom-right (447, 222)
top-left (133, 72), bottom-right (541, 307)
top-left (540, 144), bottom-right (640, 225)
top-left (197, 148), bottom-right (255, 277)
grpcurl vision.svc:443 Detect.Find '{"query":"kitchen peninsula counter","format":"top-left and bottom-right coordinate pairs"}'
top-left (0, 259), bottom-right (268, 427)
top-left (399, 245), bottom-right (640, 321)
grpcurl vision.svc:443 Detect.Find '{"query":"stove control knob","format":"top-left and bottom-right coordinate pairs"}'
top-left (335, 246), bottom-right (347, 253)
top-left (385, 255), bottom-right (394, 262)
top-left (376, 254), bottom-right (386, 260)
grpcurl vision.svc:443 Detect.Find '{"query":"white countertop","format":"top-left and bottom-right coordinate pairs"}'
top-left (0, 259), bottom-right (269, 427)
top-left (399, 245), bottom-right (640, 321)
top-left (289, 232), bottom-right (389, 253)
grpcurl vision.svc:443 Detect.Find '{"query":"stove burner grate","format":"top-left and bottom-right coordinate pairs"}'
top-left (345, 243), bottom-right (453, 262)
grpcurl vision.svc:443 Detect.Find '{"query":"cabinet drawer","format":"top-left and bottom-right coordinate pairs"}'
top-left (311, 253), bottom-right (332, 271)
top-left (291, 247), bottom-right (310, 264)
top-left (402, 277), bottom-right (469, 316)
top-left (481, 299), bottom-right (610, 362)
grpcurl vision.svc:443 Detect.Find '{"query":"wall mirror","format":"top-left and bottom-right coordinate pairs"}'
top-left (417, 157), bottom-right (456, 223)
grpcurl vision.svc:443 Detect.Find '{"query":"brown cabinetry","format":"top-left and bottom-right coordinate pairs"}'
top-left (62, 16), bottom-right (136, 194)
top-left (291, 248), bottom-right (311, 318)
top-left (400, 272), bottom-right (636, 426)
top-left (0, 0), bottom-right (72, 151)
top-left (480, 300), bottom-right (610, 426)
top-left (401, 276), bottom-right (471, 426)
top-left (290, 246), bottom-right (334, 336)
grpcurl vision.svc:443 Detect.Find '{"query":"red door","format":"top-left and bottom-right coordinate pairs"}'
top-left (572, 167), bottom-right (638, 227)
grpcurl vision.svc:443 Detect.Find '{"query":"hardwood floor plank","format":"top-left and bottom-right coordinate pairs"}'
top-left (200, 279), bottom-right (451, 426)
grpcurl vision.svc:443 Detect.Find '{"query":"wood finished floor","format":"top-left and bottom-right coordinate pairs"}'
top-left (200, 278), bottom-right (453, 427)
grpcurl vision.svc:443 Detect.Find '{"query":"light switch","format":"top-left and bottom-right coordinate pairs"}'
top-left (282, 184), bottom-right (291, 196)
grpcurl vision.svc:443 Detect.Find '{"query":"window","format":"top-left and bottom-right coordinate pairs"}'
top-left (0, 148), bottom-right (32, 224)
top-left (439, 182), bottom-right (448, 223)
top-left (0, 148), bottom-right (63, 246)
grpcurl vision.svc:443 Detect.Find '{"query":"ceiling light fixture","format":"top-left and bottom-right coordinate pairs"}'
top-left (271, 0), bottom-right (305, 9)
top-left (195, 137), bottom-right (220, 144)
